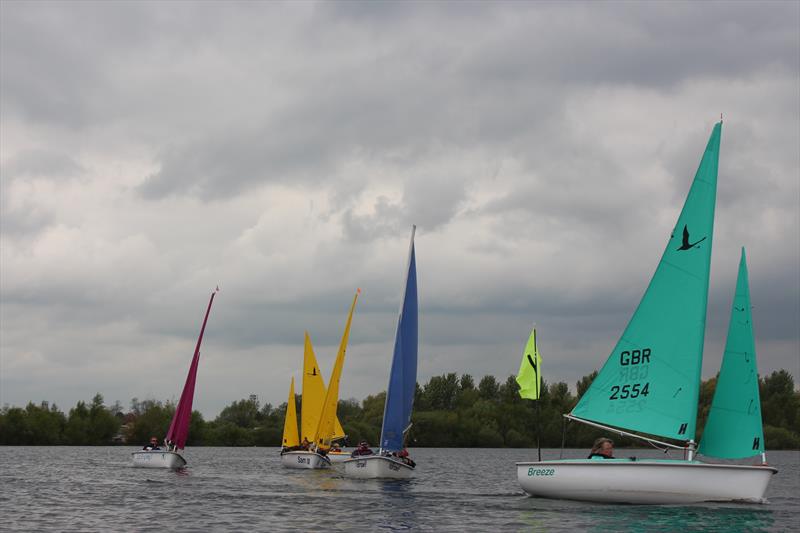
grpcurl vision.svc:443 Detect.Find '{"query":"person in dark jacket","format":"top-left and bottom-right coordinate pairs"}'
top-left (588, 437), bottom-right (614, 459)
top-left (143, 437), bottom-right (161, 451)
top-left (351, 440), bottom-right (374, 457)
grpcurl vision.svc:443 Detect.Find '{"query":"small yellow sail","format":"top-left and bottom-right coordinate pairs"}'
top-left (301, 332), bottom-right (347, 443)
top-left (313, 289), bottom-right (359, 451)
top-left (281, 377), bottom-right (299, 448)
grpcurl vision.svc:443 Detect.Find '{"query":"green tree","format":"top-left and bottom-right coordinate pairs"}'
top-left (478, 375), bottom-right (499, 401)
top-left (64, 401), bottom-right (90, 445)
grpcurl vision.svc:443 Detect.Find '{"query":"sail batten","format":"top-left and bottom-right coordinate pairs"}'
top-left (380, 227), bottom-right (418, 452)
top-left (571, 122), bottom-right (721, 442)
top-left (165, 289), bottom-right (218, 451)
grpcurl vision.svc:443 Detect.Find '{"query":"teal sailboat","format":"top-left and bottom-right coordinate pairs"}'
top-left (516, 121), bottom-right (777, 504)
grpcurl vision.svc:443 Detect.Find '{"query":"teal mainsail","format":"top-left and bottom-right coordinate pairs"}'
top-left (571, 122), bottom-right (721, 442)
top-left (698, 248), bottom-right (765, 458)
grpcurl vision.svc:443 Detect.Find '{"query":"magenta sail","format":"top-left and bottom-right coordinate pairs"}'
top-left (165, 289), bottom-right (218, 451)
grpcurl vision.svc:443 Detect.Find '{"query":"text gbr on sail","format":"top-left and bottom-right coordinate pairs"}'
top-left (620, 348), bottom-right (650, 365)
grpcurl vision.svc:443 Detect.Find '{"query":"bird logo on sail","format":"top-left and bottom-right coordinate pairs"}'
top-left (676, 225), bottom-right (706, 251)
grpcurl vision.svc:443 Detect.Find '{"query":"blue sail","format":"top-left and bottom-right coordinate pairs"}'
top-left (380, 228), bottom-right (418, 452)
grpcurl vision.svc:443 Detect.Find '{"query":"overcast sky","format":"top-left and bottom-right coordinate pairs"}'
top-left (1, 1), bottom-right (798, 418)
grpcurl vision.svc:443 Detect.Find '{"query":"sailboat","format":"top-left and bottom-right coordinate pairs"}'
top-left (132, 288), bottom-right (218, 469)
top-left (516, 121), bottom-right (777, 504)
top-left (344, 226), bottom-right (418, 479)
top-left (280, 291), bottom-right (359, 469)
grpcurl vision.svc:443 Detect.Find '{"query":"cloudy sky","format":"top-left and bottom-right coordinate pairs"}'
top-left (1, 1), bottom-right (798, 418)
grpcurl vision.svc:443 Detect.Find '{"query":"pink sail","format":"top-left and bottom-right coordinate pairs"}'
top-left (166, 288), bottom-right (218, 451)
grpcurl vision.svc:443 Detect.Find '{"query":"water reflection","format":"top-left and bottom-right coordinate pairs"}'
top-left (518, 501), bottom-right (775, 533)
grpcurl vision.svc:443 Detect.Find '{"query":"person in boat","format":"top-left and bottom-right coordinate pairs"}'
top-left (330, 442), bottom-right (342, 453)
top-left (351, 440), bottom-right (374, 457)
top-left (300, 437), bottom-right (310, 450)
top-left (393, 448), bottom-right (416, 467)
top-left (143, 437), bottom-right (161, 451)
top-left (588, 437), bottom-right (614, 459)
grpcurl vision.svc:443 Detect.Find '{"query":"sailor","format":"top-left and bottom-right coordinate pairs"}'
top-left (587, 437), bottom-right (614, 459)
top-left (143, 437), bottom-right (161, 451)
top-left (351, 440), bottom-right (374, 457)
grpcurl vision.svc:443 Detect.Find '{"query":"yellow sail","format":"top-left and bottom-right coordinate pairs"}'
top-left (281, 377), bottom-right (299, 447)
top-left (313, 290), bottom-right (359, 451)
top-left (301, 332), bottom-right (347, 443)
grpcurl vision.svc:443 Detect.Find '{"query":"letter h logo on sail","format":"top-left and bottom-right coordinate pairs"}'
top-left (752, 437), bottom-right (760, 450)
top-left (678, 423), bottom-right (688, 435)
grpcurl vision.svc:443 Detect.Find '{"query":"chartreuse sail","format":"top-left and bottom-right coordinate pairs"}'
top-left (380, 226), bottom-right (418, 452)
top-left (300, 332), bottom-right (345, 443)
top-left (313, 290), bottom-right (359, 451)
top-left (571, 122), bottom-right (722, 442)
top-left (698, 248), bottom-right (765, 459)
top-left (517, 328), bottom-right (542, 400)
top-left (282, 377), bottom-right (299, 448)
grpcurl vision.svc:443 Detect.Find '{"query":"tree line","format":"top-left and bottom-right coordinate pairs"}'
top-left (1, 369), bottom-right (798, 449)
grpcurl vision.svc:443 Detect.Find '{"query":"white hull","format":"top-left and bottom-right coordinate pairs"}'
top-left (327, 451), bottom-right (352, 464)
top-left (343, 455), bottom-right (415, 479)
top-left (516, 459), bottom-right (777, 504)
top-left (131, 450), bottom-right (187, 469)
top-left (280, 450), bottom-right (331, 469)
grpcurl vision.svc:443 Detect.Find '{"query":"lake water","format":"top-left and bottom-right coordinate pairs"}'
top-left (1, 447), bottom-right (797, 532)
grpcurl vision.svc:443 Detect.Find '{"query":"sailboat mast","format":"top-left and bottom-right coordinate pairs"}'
top-left (378, 225), bottom-right (416, 454)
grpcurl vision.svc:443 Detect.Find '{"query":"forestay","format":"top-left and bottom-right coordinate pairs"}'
top-left (571, 122), bottom-right (721, 442)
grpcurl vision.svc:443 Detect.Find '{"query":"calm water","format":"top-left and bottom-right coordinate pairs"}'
top-left (1, 447), bottom-right (797, 532)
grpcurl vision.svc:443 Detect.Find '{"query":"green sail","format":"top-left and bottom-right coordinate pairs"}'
top-left (571, 122), bottom-right (721, 442)
top-left (698, 248), bottom-right (765, 459)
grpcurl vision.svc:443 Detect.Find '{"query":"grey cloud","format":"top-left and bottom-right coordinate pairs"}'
top-left (1, 1), bottom-right (797, 415)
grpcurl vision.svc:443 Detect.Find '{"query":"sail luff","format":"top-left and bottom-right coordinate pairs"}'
top-left (698, 248), bottom-right (766, 459)
top-left (379, 226), bottom-right (418, 452)
top-left (165, 289), bottom-right (218, 450)
top-left (570, 122), bottom-right (721, 442)
top-left (312, 290), bottom-right (359, 450)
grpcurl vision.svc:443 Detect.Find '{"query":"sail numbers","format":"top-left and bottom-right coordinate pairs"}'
top-left (609, 382), bottom-right (650, 400)
top-left (620, 348), bottom-right (651, 366)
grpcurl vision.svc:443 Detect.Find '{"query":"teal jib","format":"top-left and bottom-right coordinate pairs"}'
top-left (571, 122), bottom-right (721, 442)
top-left (698, 248), bottom-right (765, 459)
